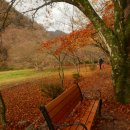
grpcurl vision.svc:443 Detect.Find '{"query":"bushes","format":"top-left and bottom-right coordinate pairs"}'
top-left (85, 60), bottom-right (98, 64)
top-left (72, 73), bottom-right (81, 84)
top-left (41, 82), bottom-right (64, 99)
top-left (72, 73), bottom-right (80, 80)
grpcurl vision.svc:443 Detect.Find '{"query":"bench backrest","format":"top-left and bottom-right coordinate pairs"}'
top-left (40, 85), bottom-right (83, 129)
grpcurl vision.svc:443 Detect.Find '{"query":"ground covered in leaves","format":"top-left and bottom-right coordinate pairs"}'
top-left (1, 65), bottom-right (130, 130)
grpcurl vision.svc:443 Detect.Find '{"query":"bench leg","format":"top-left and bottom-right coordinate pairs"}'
top-left (98, 99), bottom-right (102, 116)
top-left (40, 105), bottom-right (55, 130)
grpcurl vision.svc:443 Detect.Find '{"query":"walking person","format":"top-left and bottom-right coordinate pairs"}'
top-left (99, 58), bottom-right (104, 69)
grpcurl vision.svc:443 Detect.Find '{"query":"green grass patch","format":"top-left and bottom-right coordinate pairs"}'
top-left (0, 68), bottom-right (58, 87)
top-left (0, 69), bottom-right (36, 81)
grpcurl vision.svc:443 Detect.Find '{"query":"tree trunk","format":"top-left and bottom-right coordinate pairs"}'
top-left (75, 63), bottom-right (80, 75)
top-left (111, 42), bottom-right (130, 104)
top-left (0, 92), bottom-right (6, 127)
top-left (0, 33), bottom-right (8, 70)
top-left (58, 62), bottom-right (64, 88)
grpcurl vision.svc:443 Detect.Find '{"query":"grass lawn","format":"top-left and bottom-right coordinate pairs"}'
top-left (0, 69), bottom-right (35, 80)
top-left (0, 69), bottom-right (58, 88)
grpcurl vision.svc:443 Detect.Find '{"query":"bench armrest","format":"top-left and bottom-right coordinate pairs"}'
top-left (55, 122), bottom-right (88, 130)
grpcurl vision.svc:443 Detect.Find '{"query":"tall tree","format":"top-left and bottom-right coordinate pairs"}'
top-left (42, 38), bottom-right (67, 87)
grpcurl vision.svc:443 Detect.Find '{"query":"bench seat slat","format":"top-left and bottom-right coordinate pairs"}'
top-left (85, 100), bottom-right (100, 130)
top-left (63, 100), bottom-right (96, 130)
top-left (62, 105), bottom-right (86, 130)
top-left (73, 100), bottom-right (96, 130)
top-left (75, 100), bottom-right (99, 130)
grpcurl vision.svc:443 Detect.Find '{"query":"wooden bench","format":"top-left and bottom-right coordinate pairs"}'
top-left (39, 85), bottom-right (102, 130)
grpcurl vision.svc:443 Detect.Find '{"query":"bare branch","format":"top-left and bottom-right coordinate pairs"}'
top-left (1, 0), bottom-right (16, 31)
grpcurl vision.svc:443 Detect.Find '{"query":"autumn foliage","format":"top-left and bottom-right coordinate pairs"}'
top-left (102, 1), bottom-right (114, 28)
top-left (42, 23), bottom-right (96, 56)
top-left (42, 0), bottom-right (114, 55)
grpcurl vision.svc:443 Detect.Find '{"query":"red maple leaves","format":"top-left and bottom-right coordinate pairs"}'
top-left (42, 1), bottom-right (114, 55)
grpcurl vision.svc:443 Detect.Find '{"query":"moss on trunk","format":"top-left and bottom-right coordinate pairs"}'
top-left (111, 45), bottom-right (130, 103)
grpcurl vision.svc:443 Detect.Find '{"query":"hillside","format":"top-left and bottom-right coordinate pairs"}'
top-left (0, 0), bottom-right (66, 69)
top-left (0, 1), bottom-right (64, 45)
top-left (48, 30), bottom-right (67, 38)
